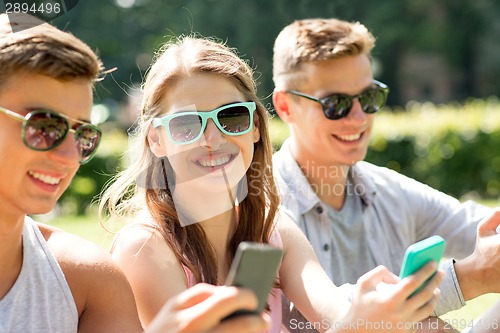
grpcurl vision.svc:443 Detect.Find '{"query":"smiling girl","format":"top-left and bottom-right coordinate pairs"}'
top-left (100, 36), bottom-right (443, 333)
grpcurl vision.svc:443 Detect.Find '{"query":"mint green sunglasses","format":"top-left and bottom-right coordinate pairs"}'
top-left (153, 102), bottom-right (256, 145)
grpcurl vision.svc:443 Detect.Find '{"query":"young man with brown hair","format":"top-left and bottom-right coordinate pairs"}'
top-left (0, 13), bottom-right (270, 333)
top-left (272, 18), bottom-right (500, 332)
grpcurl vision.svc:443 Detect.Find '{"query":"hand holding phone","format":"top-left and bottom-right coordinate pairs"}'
top-left (223, 242), bottom-right (282, 319)
top-left (399, 235), bottom-right (446, 295)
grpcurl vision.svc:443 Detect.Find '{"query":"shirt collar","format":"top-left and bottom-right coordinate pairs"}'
top-left (349, 162), bottom-right (377, 209)
top-left (273, 139), bottom-right (321, 216)
top-left (273, 139), bottom-right (378, 215)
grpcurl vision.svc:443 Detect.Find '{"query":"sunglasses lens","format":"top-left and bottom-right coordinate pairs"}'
top-left (323, 95), bottom-right (352, 120)
top-left (217, 106), bottom-right (251, 133)
top-left (360, 87), bottom-right (387, 113)
top-left (169, 114), bottom-right (203, 143)
top-left (76, 125), bottom-right (102, 162)
top-left (24, 112), bottom-right (68, 150)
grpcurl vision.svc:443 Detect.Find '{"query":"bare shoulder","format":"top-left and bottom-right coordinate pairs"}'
top-left (111, 223), bottom-right (179, 269)
top-left (36, 223), bottom-right (143, 332)
top-left (37, 222), bottom-right (114, 268)
top-left (36, 223), bottom-right (130, 303)
top-left (111, 222), bottom-right (188, 325)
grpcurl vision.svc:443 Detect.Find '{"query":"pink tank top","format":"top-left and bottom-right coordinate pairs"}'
top-left (182, 228), bottom-right (283, 333)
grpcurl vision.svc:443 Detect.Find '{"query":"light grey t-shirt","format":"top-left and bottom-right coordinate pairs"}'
top-left (0, 217), bottom-right (78, 332)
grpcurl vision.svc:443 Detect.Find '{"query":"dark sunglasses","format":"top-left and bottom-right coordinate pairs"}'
top-left (0, 106), bottom-right (102, 164)
top-left (286, 80), bottom-right (389, 120)
top-left (153, 102), bottom-right (256, 145)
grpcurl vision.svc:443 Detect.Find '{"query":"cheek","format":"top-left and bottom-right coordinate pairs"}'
top-left (158, 131), bottom-right (189, 158)
top-left (364, 115), bottom-right (375, 134)
top-left (242, 137), bottom-right (256, 170)
top-left (164, 144), bottom-right (190, 175)
top-left (311, 117), bottom-right (331, 136)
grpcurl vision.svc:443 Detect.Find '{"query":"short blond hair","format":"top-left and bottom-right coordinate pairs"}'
top-left (0, 13), bottom-right (103, 88)
top-left (273, 18), bottom-right (376, 90)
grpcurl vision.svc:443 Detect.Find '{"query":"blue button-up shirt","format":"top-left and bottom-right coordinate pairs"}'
top-left (273, 139), bottom-right (492, 315)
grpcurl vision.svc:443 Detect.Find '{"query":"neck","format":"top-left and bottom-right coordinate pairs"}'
top-left (173, 181), bottom-right (237, 270)
top-left (200, 209), bottom-right (235, 253)
top-left (173, 181), bottom-right (237, 228)
top-left (291, 145), bottom-right (350, 211)
top-left (199, 209), bottom-right (236, 282)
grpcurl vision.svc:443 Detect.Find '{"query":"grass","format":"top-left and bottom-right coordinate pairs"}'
top-left (36, 212), bottom-right (114, 250)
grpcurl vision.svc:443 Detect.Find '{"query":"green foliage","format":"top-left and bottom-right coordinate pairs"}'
top-left (50, 0), bottom-right (500, 107)
top-left (366, 98), bottom-right (500, 200)
top-left (270, 98), bottom-right (500, 201)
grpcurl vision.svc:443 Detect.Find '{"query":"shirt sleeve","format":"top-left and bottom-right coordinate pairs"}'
top-left (434, 259), bottom-right (466, 316)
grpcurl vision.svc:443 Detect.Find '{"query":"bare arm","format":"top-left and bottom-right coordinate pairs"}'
top-left (73, 259), bottom-right (143, 333)
top-left (278, 211), bottom-right (351, 324)
top-left (454, 208), bottom-right (500, 300)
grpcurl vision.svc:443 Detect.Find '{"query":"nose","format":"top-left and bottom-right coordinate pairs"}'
top-left (344, 97), bottom-right (367, 123)
top-left (47, 132), bottom-right (81, 167)
top-left (198, 119), bottom-right (225, 149)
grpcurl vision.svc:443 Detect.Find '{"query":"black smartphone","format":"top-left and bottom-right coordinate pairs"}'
top-left (223, 241), bottom-right (283, 319)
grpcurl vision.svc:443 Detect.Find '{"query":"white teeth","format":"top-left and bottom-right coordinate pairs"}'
top-left (337, 133), bottom-right (361, 141)
top-left (28, 171), bottom-right (61, 185)
top-left (198, 155), bottom-right (231, 167)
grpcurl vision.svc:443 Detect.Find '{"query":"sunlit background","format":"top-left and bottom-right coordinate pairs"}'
top-left (6, 0), bottom-right (499, 325)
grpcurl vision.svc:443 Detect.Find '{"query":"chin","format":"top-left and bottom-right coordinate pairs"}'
top-left (26, 199), bottom-right (60, 216)
top-left (26, 207), bottom-right (54, 218)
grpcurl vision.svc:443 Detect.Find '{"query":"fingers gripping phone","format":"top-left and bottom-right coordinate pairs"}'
top-left (399, 235), bottom-right (446, 294)
top-left (223, 242), bottom-right (283, 319)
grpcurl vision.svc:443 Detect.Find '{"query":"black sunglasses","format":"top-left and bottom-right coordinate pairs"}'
top-left (286, 80), bottom-right (389, 120)
top-left (0, 106), bottom-right (102, 164)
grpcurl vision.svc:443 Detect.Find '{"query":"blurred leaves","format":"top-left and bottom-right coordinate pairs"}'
top-left (49, 0), bottom-right (500, 107)
top-left (366, 97), bottom-right (500, 200)
top-left (45, 0), bottom-right (500, 213)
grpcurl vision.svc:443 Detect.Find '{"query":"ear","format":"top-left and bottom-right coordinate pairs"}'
top-left (147, 125), bottom-right (167, 158)
top-left (273, 90), bottom-right (294, 123)
top-left (252, 111), bottom-right (260, 143)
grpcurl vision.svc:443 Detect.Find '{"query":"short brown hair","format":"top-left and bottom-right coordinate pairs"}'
top-left (273, 18), bottom-right (376, 90)
top-left (0, 13), bottom-right (103, 88)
